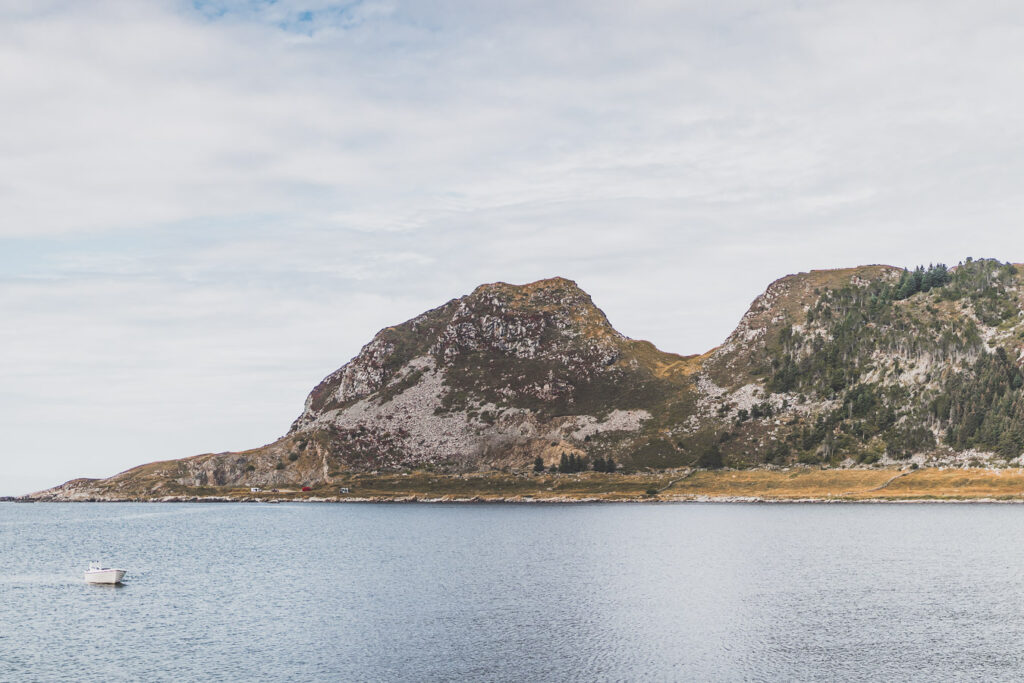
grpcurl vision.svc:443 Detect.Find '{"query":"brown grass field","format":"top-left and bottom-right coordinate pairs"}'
top-left (192, 467), bottom-right (1024, 502)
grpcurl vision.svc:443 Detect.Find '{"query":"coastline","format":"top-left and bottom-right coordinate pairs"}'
top-left (12, 495), bottom-right (1024, 504)
top-left (24, 466), bottom-right (1024, 504)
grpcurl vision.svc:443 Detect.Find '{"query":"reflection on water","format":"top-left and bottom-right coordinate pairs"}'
top-left (3, 502), bottom-right (1024, 681)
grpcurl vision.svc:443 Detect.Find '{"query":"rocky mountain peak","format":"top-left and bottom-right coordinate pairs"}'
top-left (705, 265), bottom-right (901, 386)
top-left (289, 277), bottom-right (630, 435)
top-left (469, 276), bottom-right (604, 317)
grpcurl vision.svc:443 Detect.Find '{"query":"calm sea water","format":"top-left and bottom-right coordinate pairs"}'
top-left (3, 502), bottom-right (1024, 681)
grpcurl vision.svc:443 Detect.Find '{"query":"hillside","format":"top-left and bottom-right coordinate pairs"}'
top-left (31, 259), bottom-right (1024, 501)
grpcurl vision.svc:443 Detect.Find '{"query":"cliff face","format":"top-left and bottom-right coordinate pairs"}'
top-left (281, 277), bottom-right (689, 474)
top-left (32, 260), bottom-right (1024, 500)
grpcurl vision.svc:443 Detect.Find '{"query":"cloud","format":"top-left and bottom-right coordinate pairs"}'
top-left (3, 0), bottom-right (1024, 492)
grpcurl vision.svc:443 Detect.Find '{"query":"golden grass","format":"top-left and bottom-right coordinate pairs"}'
top-left (667, 469), bottom-right (898, 499)
top-left (664, 468), bottom-right (1024, 501)
top-left (860, 468), bottom-right (1024, 500)
top-left (182, 468), bottom-right (1024, 502)
top-left (77, 466), bottom-right (1024, 502)
top-left (644, 346), bottom-right (711, 379)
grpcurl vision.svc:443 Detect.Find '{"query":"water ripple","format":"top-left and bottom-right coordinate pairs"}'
top-left (3, 502), bottom-right (1024, 681)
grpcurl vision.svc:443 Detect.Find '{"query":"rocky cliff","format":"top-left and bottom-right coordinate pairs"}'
top-left (33, 259), bottom-right (1024, 500)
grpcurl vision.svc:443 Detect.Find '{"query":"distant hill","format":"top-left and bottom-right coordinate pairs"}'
top-left (33, 259), bottom-right (1024, 500)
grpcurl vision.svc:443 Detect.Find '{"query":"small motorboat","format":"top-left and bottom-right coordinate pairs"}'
top-left (84, 561), bottom-right (127, 585)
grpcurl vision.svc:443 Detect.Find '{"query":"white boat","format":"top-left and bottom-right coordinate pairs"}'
top-left (84, 562), bottom-right (126, 585)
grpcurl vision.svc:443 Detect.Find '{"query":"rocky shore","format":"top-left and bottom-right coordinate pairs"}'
top-left (17, 493), bottom-right (627, 504)
top-left (18, 495), bottom-right (1024, 504)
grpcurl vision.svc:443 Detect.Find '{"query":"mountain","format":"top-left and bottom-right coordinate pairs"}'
top-left (32, 259), bottom-right (1024, 500)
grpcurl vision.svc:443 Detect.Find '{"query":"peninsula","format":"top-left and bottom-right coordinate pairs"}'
top-left (30, 258), bottom-right (1024, 502)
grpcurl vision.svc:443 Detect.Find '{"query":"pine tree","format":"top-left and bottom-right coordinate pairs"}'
top-left (697, 443), bottom-right (723, 469)
top-left (533, 456), bottom-right (544, 473)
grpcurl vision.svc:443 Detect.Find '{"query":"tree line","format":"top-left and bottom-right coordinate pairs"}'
top-left (533, 453), bottom-right (618, 473)
top-left (894, 263), bottom-right (952, 299)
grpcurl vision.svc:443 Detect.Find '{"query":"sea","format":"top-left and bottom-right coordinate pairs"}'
top-left (3, 501), bottom-right (1024, 681)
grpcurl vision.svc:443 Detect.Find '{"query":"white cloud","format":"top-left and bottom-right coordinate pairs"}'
top-left (3, 0), bottom-right (1024, 492)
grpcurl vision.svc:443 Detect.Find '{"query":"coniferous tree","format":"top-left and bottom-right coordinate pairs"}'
top-left (912, 265), bottom-right (925, 292)
top-left (696, 443), bottom-right (723, 469)
top-left (533, 456), bottom-right (544, 473)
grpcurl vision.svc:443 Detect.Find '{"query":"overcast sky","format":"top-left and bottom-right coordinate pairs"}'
top-left (3, 0), bottom-right (1024, 494)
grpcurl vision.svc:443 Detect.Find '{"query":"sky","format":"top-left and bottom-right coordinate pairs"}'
top-left (2, 0), bottom-right (1024, 495)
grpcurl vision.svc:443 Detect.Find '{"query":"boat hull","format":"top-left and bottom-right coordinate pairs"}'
top-left (84, 569), bottom-right (126, 584)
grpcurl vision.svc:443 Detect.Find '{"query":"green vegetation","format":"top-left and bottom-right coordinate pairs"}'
top-left (558, 452), bottom-right (588, 473)
top-left (894, 263), bottom-right (952, 300)
top-left (696, 442), bottom-right (723, 469)
top-left (751, 259), bottom-right (1023, 464)
top-left (942, 347), bottom-right (1024, 458)
top-left (768, 262), bottom-right (989, 397)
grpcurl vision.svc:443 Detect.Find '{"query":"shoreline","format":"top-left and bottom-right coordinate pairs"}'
top-left (15, 495), bottom-right (1024, 505)
top-left (24, 467), bottom-right (1024, 504)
